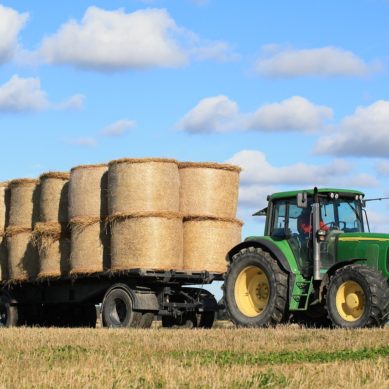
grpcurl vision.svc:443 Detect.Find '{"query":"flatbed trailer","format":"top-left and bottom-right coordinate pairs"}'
top-left (0, 269), bottom-right (222, 328)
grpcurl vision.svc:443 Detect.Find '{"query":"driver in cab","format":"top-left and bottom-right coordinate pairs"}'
top-left (297, 206), bottom-right (329, 237)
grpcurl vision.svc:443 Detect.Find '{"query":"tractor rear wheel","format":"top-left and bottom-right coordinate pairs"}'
top-left (224, 247), bottom-right (288, 327)
top-left (326, 264), bottom-right (389, 328)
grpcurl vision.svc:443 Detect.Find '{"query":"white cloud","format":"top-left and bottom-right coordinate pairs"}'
top-left (177, 95), bottom-right (239, 133)
top-left (315, 100), bottom-right (389, 157)
top-left (190, 41), bottom-right (240, 62)
top-left (256, 46), bottom-right (379, 78)
top-left (226, 150), bottom-right (378, 209)
top-left (0, 4), bottom-right (29, 64)
top-left (177, 95), bottom-right (332, 133)
top-left (247, 96), bottom-right (333, 132)
top-left (67, 137), bottom-right (97, 147)
top-left (38, 7), bottom-right (234, 71)
top-left (228, 150), bottom-right (352, 186)
top-left (0, 75), bottom-right (85, 113)
top-left (102, 119), bottom-right (136, 136)
top-left (0, 75), bottom-right (49, 112)
top-left (237, 184), bottom-right (275, 209)
top-left (55, 94), bottom-right (85, 111)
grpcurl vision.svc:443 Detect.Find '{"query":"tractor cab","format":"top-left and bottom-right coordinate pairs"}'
top-left (264, 188), bottom-right (365, 279)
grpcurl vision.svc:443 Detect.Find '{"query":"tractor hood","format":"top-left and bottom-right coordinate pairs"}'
top-left (337, 232), bottom-right (389, 242)
top-left (336, 232), bottom-right (389, 277)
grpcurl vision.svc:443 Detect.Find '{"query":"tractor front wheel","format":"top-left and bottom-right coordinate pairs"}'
top-left (326, 264), bottom-right (389, 328)
top-left (224, 247), bottom-right (288, 327)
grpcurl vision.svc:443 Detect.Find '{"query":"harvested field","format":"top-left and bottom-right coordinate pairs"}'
top-left (0, 325), bottom-right (387, 388)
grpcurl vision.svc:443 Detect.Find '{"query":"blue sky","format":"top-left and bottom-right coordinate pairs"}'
top-left (1, 0), bottom-right (389, 242)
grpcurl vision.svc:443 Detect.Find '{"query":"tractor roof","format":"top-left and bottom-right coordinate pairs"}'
top-left (269, 188), bottom-right (365, 201)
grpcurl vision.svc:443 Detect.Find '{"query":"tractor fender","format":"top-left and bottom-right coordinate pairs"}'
top-left (227, 238), bottom-right (294, 304)
top-left (227, 238), bottom-right (292, 274)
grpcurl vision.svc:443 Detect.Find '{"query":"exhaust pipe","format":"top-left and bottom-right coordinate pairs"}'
top-left (312, 187), bottom-right (322, 280)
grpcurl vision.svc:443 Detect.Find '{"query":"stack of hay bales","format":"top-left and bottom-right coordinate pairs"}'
top-left (33, 172), bottom-right (70, 278)
top-left (0, 182), bottom-right (9, 281)
top-left (69, 164), bottom-right (109, 274)
top-left (5, 179), bottom-right (40, 281)
top-left (179, 162), bottom-right (242, 273)
top-left (108, 158), bottom-right (182, 271)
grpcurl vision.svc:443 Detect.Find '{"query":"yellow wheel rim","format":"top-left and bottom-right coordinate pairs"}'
top-left (335, 280), bottom-right (365, 322)
top-left (234, 266), bottom-right (270, 317)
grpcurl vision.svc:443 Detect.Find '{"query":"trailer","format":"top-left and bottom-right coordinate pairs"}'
top-left (0, 269), bottom-right (221, 328)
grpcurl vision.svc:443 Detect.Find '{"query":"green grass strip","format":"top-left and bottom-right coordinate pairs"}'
top-left (170, 346), bottom-right (389, 366)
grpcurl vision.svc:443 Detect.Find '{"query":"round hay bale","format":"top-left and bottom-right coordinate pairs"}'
top-left (69, 217), bottom-right (109, 275)
top-left (0, 237), bottom-right (7, 281)
top-left (108, 158), bottom-right (179, 214)
top-left (5, 226), bottom-right (39, 281)
top-left (0, 181), bottom-right (10, 234)
top-left (8, 179), bottom-right (40, 228)
top-left (69, 164), bottom-right (108, 219)
top-left (39, 172), bottom-right (69, 223)
top-left (179, 162), bottom-right (241, 218)
top-left (183, 216), bottom-right (243, 273)
top-left (110, 211), bottom-right (183, 271)
top-left (33, 222), bottom-right (70, 278)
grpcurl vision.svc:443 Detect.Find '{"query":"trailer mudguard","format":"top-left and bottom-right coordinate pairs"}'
top-left (132, 290), bottom-right (159, 312)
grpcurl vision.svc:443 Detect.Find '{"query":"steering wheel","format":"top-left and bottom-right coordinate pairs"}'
top-left (321, 222), bottom-right (340, 231)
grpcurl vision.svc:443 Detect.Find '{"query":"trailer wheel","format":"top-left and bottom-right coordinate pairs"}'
top-left (102, 285), bottom-right (143, 328)
top-left (198, 311), bottom-right (215, 328)
top-left (0, 291), bottom-right (18, 327)
top-left (325, 264), bottom-right (389, 328)
top-left (224, 247), bottom-right (288, 327)
top-left (162, 312), bottom-right (198, 328)
top-left (140, 313), bottom-right (154, 328)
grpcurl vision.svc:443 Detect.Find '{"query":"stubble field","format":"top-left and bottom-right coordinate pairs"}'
top-left (0, 324), bottom-right (388, 388)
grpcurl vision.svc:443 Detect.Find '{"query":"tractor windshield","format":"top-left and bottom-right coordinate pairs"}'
top-left (320, 198), bottom-right (364, 233)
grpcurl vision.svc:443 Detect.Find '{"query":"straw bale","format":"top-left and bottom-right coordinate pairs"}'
top-left (69, 217), bottom-right (109, 274)
top-left (69, 165), bottom-right (108, 219)
top-left (0, 181), bottom-right (10, 233)
top-left (110, 212), bottom-right (183, 271)
top-left (108, 158), bottom-right (179, 215)
top-left (39, 172), bottom-right (69, 223)
top-left (6, 227), bottom-right (38, 281)
top-left (178, 162), bottom-right (241, 172)
top-left (179, 162), bottom-right (241, 218)
top-left (38, 237), bottom-right (70, 278)
top-left (8, 179), bottom-right (40, 228)
top-left (33, 222), bottom-right (70, 278)
top-left (0, 238), bottom-right (7, 281)
top-left (183, 216), bottom-right (243, 273)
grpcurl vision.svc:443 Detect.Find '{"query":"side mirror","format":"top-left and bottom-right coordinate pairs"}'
top-left (297, 192), bottom-right (308, 208)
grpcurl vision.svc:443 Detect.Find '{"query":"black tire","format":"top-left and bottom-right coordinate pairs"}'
top-left (224, 247), bottom-right (288, 327)
top-left (0, 291), bottom-right (18, 327)
top-left (102, 286), bottom-right (143, 328)
top-left (325, 264), bottom-right (389, 328)
top-left (198, 311), bottom-right (215, 328)
top-left (162, 312), bottom-right (198, 328)
top-left (140, 313), bottom-right (154, 328)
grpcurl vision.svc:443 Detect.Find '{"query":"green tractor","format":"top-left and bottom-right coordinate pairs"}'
top-left (224, 188), bottom-right (389, 328)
